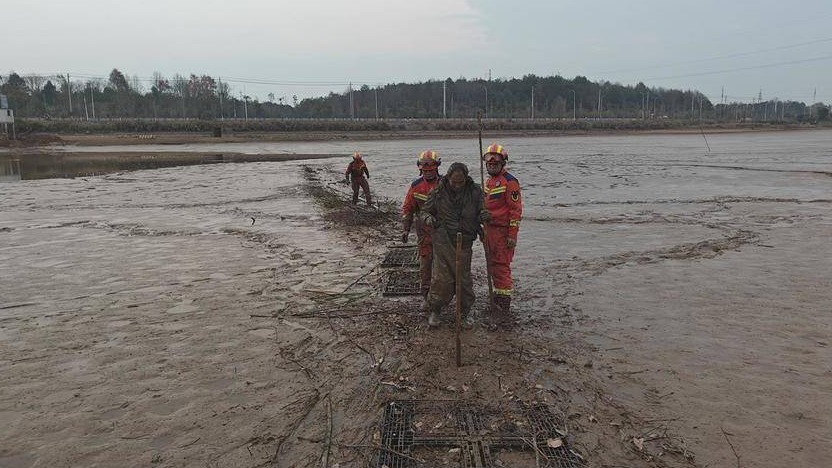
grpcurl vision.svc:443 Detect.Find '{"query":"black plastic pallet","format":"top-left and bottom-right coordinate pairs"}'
top-left (381, 246), bottom-right (419, 268)
top-left (375, 400), bottom-right (584, 468)
top-left (381, 269), bottom-right (422, 296)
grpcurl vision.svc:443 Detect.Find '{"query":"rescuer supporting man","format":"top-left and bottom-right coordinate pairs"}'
top-left (401, 150), bottom-right (442, 298)
top-left (482, 143), bottom-right (523, 326)
top-left (345, 151), bottom-right (372, 205)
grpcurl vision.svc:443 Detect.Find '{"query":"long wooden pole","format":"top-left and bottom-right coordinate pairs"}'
top-left (455, 232), bottom-right (463, 367)
top-left (477, 112), bottom-right (494, 311)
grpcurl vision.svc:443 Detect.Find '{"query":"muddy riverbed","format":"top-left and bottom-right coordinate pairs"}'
top-left (1, 130), bottom-right (830, 467)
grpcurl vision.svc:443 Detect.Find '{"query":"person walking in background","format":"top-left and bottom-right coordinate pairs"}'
top-left (345, 151), bottom-right (371, 205)
top-left (401, 150), bottom-right (442, 298)
top-left (420, 162), bottom-right (489, 328)
top-left (482, 143), bottom-right (523, 327)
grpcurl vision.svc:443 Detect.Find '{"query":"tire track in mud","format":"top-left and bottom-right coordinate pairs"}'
top-left (530, 229), bottom-right (758, 290)
top-left (18, 184), bottom-right (305, 211)
top-left (542, 195), bottom-right (832, 208)
top-left (645, 162), bottom-right (832, 177)
top-left (520, 228), bottom-right (760, 337)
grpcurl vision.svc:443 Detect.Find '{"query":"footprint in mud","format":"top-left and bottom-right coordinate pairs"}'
top-left (166, 299), bottom-right (198, 315)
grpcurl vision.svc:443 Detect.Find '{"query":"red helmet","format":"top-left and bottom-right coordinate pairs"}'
top-left (417, 150), bottom-right (441, 169)
top-left (483, 143), bottom-right (508, 162)
top-left (352, 151), bottom-right (362, 160)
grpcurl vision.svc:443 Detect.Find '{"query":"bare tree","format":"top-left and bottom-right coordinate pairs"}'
top-left (129, 74), bottom-right (144, 94)
top-left (24, 74), bottom-right (45, 93)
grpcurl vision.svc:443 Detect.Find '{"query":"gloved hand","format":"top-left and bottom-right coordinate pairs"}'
top-left (344, 176), bottom-right (350, 184)
top-left (506, 238), bottom-right (516, 249)
top-left (479, 210), bottom-right (492, 223)
top-left (401, 231), bottom-right (409, 243)
top-left (423, 214), bottom-right (437, 227)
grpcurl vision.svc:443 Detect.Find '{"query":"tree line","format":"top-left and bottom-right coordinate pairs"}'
top-left (1, 69), bottom-right (829, 123)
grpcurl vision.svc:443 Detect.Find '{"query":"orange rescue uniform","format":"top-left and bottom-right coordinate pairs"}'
top-left (402, 175), bottom-right (439, 295)
top-left (484, 169), bottom-right (522, 297)
top-left (345, 159), bottom-right (371, 204)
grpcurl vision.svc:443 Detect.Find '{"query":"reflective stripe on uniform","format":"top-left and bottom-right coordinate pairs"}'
top-left (494, 287), bottom-right (512, 296)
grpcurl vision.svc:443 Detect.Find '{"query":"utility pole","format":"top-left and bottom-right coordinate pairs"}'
top-left (66, 73), bottom-right (72, 116)
top-left (811, 87), bottom-right (817, 118)
top-left (483, 85), bottom-right (488, 119)
top-left (641, 92), bottom-right (646, 119)
top-left (83, 95), bottom-right (89, 120)
top-left (89, 84), bottom-right (96, 120)
top-left (530, 87), bottom-right (534, 119)
top-left (349, 82), bottom-right (354, 119)
top-left (597, 88), bottom-right (602, 120)
top-left (690, 92), bottom-right (694, 119)
top-left (570, 89), bottom-right (576, 120)
top-left (241, 92), bottom-right (248, 121)
top-left (443, 81), bottom-right (446, 119)
top-left (374, 87), bottom-right (379, 119)
top-left (218, 78), bottom-right (224, 120)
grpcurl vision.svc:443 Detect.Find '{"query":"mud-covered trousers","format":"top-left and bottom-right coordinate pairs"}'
top-left (417, 234), bottom-right (433, 297)
top-left (351, 177), bottom-right (372, 205)
top-left (484, 225), bottom-right (515, 297)
top-left (425, 229), bottom-right (475, 316)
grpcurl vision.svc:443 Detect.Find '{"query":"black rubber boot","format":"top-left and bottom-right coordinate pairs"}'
top-left (494, 296), bottom-right (514, 329)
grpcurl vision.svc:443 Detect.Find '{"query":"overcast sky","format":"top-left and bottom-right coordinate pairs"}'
top-left (4, 0), bottom-right (831, 104)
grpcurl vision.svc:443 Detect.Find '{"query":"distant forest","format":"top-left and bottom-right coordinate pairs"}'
top-left (2, 69), bottom-right (829, 124)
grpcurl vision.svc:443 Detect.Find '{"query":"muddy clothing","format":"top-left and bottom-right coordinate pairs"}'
top-left (420, 175), bottom-right (486, 316)
top-left (345, 160), bottom-right (371, 205)
top-left (484, 169), bottom-right (522, 297)
top-left (402, 175), bottom-right (440, 296)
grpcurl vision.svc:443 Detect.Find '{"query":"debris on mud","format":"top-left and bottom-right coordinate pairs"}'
top-left (263, 165), bottom-right (702, 468)
top-left (302, 165), bottom-right (399, 238)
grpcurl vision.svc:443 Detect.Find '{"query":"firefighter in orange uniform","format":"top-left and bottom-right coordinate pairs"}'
top-left (345, 151), bottom-right (372, 205)
top-left (482, 143), bottom-right (522, 324)
top-left (401, 150), bottom-right (442, 297)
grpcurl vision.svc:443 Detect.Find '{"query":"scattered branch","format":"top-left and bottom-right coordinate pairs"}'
top-left (721, 426), bottom-right (741, 468)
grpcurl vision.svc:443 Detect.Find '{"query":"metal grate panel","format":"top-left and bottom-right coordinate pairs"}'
top-left (375, 400), bottom-right (584, 468)
top-left (381, 246), bottom-right (419, 268)
top-left (381, 269), bottom-right (422, 296)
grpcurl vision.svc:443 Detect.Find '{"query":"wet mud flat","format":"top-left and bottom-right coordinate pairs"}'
top-left (1, 131), bottom-right (831, 468)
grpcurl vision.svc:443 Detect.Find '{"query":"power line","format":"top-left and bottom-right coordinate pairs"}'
top-left (598, 37), bottom-right (832, 75)
top-left (644, 54), bottom-right (832, 81)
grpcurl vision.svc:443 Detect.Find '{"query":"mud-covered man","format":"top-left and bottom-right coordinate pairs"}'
top-left (419, 162), bottom-right (489, 327)
top-left (401, 150), bottom-right (442, 298)
top-left (344, 151), bottom-right (371, 205)
top-left (482, 143), bottom-right (522, 326)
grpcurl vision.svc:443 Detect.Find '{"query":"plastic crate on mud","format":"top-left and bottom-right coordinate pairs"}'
top-left (381, 245), bottom-right (419, 268)
top-left (381, 269), bottom-right (422, 296)
top-left (375, 399), bottom-right (584, 468)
